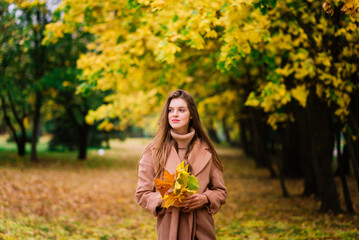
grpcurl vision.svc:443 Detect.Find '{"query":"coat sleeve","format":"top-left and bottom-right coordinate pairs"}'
top-left (202, 160), bottom-right (227, 215)
top-left (135, 151), bottom-right (163, 217)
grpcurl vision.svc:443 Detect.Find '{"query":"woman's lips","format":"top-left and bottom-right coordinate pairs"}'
top-left (172, 119), bottom-right (180, 123)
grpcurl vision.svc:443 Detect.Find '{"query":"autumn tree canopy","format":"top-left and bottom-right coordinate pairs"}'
top-left (2, 0), bottom-right (358, 212)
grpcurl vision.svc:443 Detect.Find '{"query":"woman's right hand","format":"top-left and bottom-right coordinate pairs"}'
top-left (164, 189), bottom-right (191, 208)
top-left (172, 200), bottom-right (184, 208)
top-left (172, 195), bottom-right (192, 208)
top-left (172, 198), bottom-right (187, 208)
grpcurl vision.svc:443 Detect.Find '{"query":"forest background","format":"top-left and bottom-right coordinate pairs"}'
top-left (0, 0), bottom-right (359, 239)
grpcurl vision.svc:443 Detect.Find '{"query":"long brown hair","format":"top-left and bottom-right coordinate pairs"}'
top-left (146, 89), bottom-right (223, 179)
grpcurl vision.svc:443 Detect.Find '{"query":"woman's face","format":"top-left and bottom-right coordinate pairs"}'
top-left (168, 98), bottom-right (192, 134)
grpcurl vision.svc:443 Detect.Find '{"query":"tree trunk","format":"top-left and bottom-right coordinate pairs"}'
top-left (30, 9), bottom-right (46, 162)
top-left (344, 132), bottom-right (359, 192)
top-left (250, 109), bottom-right (277, 177)
top-left (208, 127), bottom-right (220, 143)
top-left (337, 129), bottom-right (354, 213)
top-left (335, 144), bottom-right (351, 176)
top-left (295, 98), bottom-right (317, 196)
top-left (347, 87), bottom-right (359, 192)
top-left (18, 136), bottom-right (26, 156)
top-left (207, 120), bottom-right (220, 143)
top-left (342, 145), bottom-right (350, 175)
top-left (282, 119), bottom-right (303, 178)
top-left (30, 92), bottom-right (42, 162)
top-left (78, 123), bottom-right (89, 160)
top-left (222, 117), bottom-right (232, 145)
top-left (0, 94), bottom-right (26, 156)
top-left (239, 114), bottom-right (253, 156)
top-left (307, 90), bottom-right (341, 212)
top-left (1, 120), bottom-right (7, 134)
top-left (275, 144), bottom-right (289, 197)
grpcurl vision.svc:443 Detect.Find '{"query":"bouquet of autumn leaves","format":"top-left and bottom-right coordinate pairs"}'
top-left (154, 161), bottom-right (200, 208)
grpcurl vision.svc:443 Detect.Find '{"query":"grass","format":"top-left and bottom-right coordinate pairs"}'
top-left (0, 135), bottom-right (358, 239)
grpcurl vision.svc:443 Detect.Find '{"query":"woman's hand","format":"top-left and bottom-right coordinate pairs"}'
top-left (165, 189), bottom-right (187, 208)
top-left (172, 199), bottom-right (186, 208)
top-left (180, 194), bottom-right (209, 212)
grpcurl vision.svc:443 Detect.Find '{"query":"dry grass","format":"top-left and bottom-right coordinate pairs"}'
top-left (0, 137), bottom-right (358, 239)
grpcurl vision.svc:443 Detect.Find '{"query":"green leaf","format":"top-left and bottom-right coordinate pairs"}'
top-left (176, 171), bottom-right (189, 187)
top-left (187, 175), bottom-right (199, 190)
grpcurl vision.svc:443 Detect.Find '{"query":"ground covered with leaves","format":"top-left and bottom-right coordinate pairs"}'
top-left (0, 137), bottom-right (358, 239)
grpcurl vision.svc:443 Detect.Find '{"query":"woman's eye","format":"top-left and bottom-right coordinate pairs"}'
top-left (180, 109), bottom-right (184, 112)
top-left (168, 109), bottom-right (172, 112)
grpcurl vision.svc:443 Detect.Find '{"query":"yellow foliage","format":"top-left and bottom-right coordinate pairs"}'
top-left (245, 92), bottom-right (260, 107)
top-left (267, 113), bottom-right (289, 130)
top-left (23, 117), bottom-right (29, 129)
top-left (341, 0), bottom-right (359, 17)
top-left (38, 0), bottom-right (359, 130)
top-left (291, 85), bottom-right (309, 108)
top-left (275, 64), bottom-right (294, 77)
top-left (316, 52), bottom-right (332, 68)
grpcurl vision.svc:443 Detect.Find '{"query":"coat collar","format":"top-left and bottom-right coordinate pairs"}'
top-left (165, 138), bottom-right (212, 177)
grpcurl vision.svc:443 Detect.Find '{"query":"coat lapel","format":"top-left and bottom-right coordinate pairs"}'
top-left (188, 139), bottom-right (212, 176)
top-left (164, 139), bottom-right (212, 176)
top-left (165, 145), bottom-right (182, 174)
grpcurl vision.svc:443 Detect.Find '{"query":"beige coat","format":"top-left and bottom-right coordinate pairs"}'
top-left (135, 139), bottom-right (227, 239)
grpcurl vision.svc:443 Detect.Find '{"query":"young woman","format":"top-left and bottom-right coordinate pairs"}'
top-left (135, 89), bottom-right (227, 240)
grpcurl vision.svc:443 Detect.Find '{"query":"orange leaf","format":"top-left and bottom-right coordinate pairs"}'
top-left (154, 179), bottom-right (172, 197)
top-left (163, 170), bottom-right (176, 182)
top-left (154, 170), bottom-right (175, 197)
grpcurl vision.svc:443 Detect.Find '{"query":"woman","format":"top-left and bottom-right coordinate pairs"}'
top-left (135, 89), bottom-right (227, 240)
